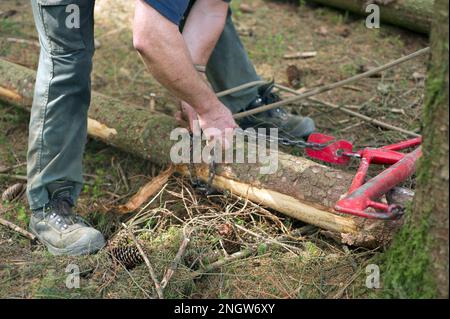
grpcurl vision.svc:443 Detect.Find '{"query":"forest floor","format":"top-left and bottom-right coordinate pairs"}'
top-left (0, 0), bottom-right (428, 298)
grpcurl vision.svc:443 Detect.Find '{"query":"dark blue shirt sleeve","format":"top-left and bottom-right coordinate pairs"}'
top-left (144, 0), bottom-right (231, 25)
top-left (144, 0), bottom-right (190, 25)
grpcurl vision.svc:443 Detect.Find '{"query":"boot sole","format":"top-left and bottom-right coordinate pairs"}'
top-left (30, 229), bottom-right (106, 256)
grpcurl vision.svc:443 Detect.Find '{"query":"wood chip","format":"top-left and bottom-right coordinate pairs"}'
top-left (390, 108), bottom-right (406, 115)
top-left (317, 26), bottom-right (328, 36)
top-left (412, 72), bottom-right (426, 81)
top-left (283, 51), bottom-right (317, 60)
top-left (239, 3), bottom-right (255, 14)
top-left (117, 165), bottom-right (174, 213)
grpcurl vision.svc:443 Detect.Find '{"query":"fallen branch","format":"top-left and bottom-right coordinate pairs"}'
top-left (274, 83), bottom-right (420, 137)
top-left (235, 47), bottom-right (430, 119)
top-left (0, 215), bottom-right (36, 241)
top-left (0, 162), bottom-right (26, 174)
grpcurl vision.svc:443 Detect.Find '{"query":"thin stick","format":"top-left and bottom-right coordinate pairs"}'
top-left (113, 158), bottom-right (130, 192)
top-left (233, 223), bottom-right (301, 253)
top-left (160, 236), bottom-right (190, 290)
top-left (332, 267), bottom-right (365, 299)
top-left (216, 80), bottom-right (268, 98)
top-left (310, 97), bottom-right (420, 136)
top-left (191, 228), bottom-right (309, 278)
top-left (0, 216), bottom-right (36, 241)
top-left (123, 223), bottom-right (164, 299)
top-left (0, 173), bottom-right (27, 181)
top-left (276, 83), bottom-right (420, 137)
top-left (191, 248), bottom-right (254, 278)
top-left (0, 162), bottom-right (26, 174)
top-left (234, 47), bottom-right (430, 119)
top-left (5, 37), bottom-right (40, 48)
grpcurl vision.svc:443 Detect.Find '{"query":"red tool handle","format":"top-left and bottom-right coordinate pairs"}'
top-left (335, 147), bottom-right (422, 220)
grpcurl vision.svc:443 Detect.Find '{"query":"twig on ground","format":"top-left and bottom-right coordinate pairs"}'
top-left (233, 223), bottom-right (302, 254)
top-left (160, 235), bottom-right (191, 290)
top-left (112, 157), bottom-right (130, 192)
top-left (0, 216), bottom-right (36, 241)
top-left (216, 80), bottom-right (268, 98)
top-left (0, 173), bottom-right (27, 181)
top-left (235, 47), bottom-right (430, 119)
top-left (0, 162), bottom-right (26, 174)
top-left (192, 248), bottom-right (254, 278)
top-left (5, 37), bottom-right (40, 48)
top-left (123, 223), bottom-right (164, 299)
top-left (341, 121), bottom-right (364, 132)
top-left (117, 166), bottom-right (174, 214)
top-left (103, 253), bottom-right (153, 298)
top-left (275, 83), bottom-right (420, 137)
top-left (191, 227), bottom-right (310, 279)
top-left (342, 245), bottom-right (358, 272)
top-left (332, 267), bottom-right (365, 299)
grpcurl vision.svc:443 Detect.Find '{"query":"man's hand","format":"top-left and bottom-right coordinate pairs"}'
top-left (177, 100), bottom-right (238, 149)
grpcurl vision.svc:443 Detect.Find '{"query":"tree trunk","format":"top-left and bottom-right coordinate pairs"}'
top-left (306, 0), bottom-right (433, 34)
top-left (0, 59), bottom-right (403, 247)
top-left (382, 0), bottom-right (448, 298)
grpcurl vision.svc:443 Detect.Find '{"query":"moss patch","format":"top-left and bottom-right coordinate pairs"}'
top-left (379, 209), bottom-right (436, 298)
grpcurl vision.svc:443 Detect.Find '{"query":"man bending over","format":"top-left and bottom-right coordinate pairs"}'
top-left (28, 0), bottom-right (314, 256)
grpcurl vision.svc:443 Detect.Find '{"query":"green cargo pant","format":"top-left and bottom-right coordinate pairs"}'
top-left (28, 1), bottom-right (260, 210)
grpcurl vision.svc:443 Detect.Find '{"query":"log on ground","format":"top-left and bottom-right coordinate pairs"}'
top-left (306, 0), bottom-right (433, 34)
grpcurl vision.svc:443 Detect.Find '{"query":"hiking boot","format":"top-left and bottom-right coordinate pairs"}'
top-left (29, 182), bottom-right (105, 256)
top-left (237, 82), bottom-right (316, 139)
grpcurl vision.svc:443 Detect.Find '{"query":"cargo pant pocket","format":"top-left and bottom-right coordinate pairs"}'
top-left (37, 0), bottom-right (86, 53)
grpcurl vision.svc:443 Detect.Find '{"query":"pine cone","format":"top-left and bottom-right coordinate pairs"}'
top-left (107, 229), bottom-right (144, 269)
top-left (109, 246), bottom-right (144, 270)
top-left (1, 183), bottom-right (25, 203)
top-left (286, 65), bottom-right (302, 89)
top-left (217, 223), bottom-right (241, 254)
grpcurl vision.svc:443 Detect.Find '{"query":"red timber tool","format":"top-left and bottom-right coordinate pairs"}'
top-left (306, 133), bottom-right (422, 220)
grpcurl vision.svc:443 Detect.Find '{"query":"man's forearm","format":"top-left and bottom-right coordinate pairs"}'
top-left (133, 0), bottom-right (218, 115)
top-left (182, 0), bottom-right (229, 66)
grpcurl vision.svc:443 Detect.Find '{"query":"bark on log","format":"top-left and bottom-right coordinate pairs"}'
top-left (0, 59), bottom-right (402, 248)
top-left (307, 0), bottom-right (433, 34)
